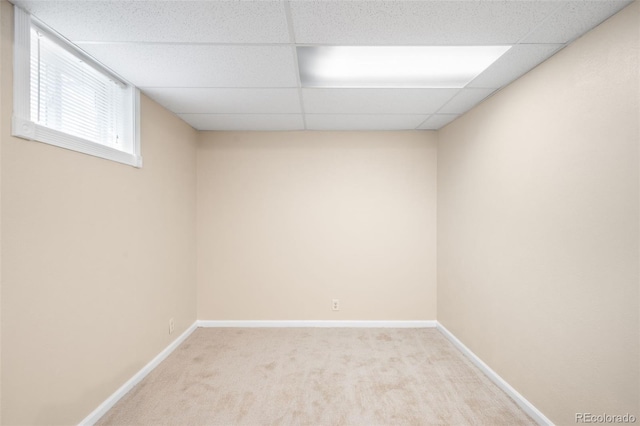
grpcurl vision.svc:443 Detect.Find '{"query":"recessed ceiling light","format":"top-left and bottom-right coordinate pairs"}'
top-left (297, 46), bottom-right (511, 89)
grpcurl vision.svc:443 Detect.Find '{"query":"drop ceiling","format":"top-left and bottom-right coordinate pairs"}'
top-left (12, 0), bottom-right (633, 131)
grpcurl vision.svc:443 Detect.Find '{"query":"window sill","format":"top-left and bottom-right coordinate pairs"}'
top-left (12, 116), bottom-right (142, 168)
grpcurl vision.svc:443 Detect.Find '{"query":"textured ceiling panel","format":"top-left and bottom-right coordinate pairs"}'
top-left (14, 0), bottom-right (291, 43)
top-left (306, 114), bottom-right (429, 131)
top-left (78, 44), bottom-right (299, 88)
top-left (143, 88), bottom-right (302, 114)
top-left (522, 0), bottom-right (632, 44)
top-left (468, 44), bottom-right (564, 88)
top-left (289, 1), bottom-right (559, 45)
top-left (11, 0), bottom-right (632, 131)
top-left (178, 114), bottom-right (305, 131)
top-left (302, 89), bottom-right (458, 114)
top-left (418, 114), bottom-right (460, 130)
top-left (438, 88), bottom-right (496, 114)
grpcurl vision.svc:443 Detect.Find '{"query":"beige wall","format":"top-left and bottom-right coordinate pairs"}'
top-left (437, 2), bottom-right (639, 425)
top-left (197, 131), bottom-right (437, 320)
top-left (0, 2), bottom-right (198, 424)
top-left (0, 1), bottom-right (3, 421)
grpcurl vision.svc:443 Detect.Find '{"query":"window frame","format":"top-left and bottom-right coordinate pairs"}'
top-left (12, 7), bottom-right (142, 168)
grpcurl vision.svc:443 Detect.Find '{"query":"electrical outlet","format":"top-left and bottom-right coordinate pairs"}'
top-left (169, 318), bottom-right (175, 335)
top-left (332, 299), bottom-right (340, 311)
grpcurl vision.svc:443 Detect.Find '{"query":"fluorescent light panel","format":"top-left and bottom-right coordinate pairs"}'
top-left (297, 46), bottom-right (511, 88)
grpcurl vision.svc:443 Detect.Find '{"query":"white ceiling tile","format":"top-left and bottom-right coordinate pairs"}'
top-left (418, 115), bottom-right (460, 130)
top-left (178, 114), bottom-right (304, 131)
top-left (77, 44), bottom-right (298, 88)
top-left (143, 88), bottom-right (301, 114)
top-left (15, 0), bottom-right (631, 133)
top-left (468, 44), bottom-right (563, 88)
top-left (438, 89), bottom-right (496, 114)
top-left (290, 1), bottom-right (559, 45)
top-left (306, 115), bottom-right (428, 131)
top-left (302, 89), bottom-right (458, 115)
top-left (14, 1), bottom-right (291, 43)
top-left (522, 1), bottom-right (633, 44)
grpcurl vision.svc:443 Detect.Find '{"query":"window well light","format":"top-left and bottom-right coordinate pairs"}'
top-left (297, 46), bottom-right (511, 88)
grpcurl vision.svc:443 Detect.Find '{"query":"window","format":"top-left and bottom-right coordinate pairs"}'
top-left (12, 7), bottom-right (141, 167)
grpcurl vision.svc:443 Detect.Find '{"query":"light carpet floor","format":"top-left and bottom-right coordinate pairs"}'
top-left (97, 328), bottom-right (536, 425)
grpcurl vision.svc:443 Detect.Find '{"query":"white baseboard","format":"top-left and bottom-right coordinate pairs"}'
top-left (78, 321), bottom-right (198, 426)
top-left (197, 320), bottom-right (437, 328)
top-left (436, 322), bottom-right (553, 426)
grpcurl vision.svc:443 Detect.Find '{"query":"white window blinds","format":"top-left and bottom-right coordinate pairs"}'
top-left (13, 7), bottom-right (141, 167)
top-left (30, 26), bottom-right (128, 152)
